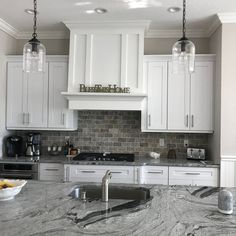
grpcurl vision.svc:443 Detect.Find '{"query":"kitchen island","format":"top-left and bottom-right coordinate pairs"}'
top-left (0, 181), bottom-right (235, 236)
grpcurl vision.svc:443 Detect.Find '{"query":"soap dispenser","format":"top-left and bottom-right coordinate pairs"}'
top-left (218, 189), bottom-right (234, 215)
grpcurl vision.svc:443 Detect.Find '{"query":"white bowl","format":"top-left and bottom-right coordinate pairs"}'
top-left (0, 179), bottom-right (27, 201)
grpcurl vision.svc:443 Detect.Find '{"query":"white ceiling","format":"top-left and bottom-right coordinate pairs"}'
top-left (0, 0), bottom-right (236, 38)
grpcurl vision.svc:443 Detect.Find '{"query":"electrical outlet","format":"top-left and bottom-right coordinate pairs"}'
top-left (65, 136), bottom-right (70, 140)
top-left (184, 139), bottom-right (189, 147)
top-left (159, 138), bottom-right (165, 147)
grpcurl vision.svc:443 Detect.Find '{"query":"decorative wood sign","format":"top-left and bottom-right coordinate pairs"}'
top-left (79, 84), bottom-right (130, 93)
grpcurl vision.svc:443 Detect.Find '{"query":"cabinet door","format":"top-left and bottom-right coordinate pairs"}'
top-left (26, 64), bottom-right (49, 128)
top-left (6, 62), bottom-right (26, 128)
top-left (48, 62), bottom-right (70, 128)
top-left (168, 62), bottom-right (190, 130)
top-left (147, 62), bottom-right (168, 130)
top-left (39, 163), bottom-right (64, 182)
top-left (190, 62), bottom-right (213, 131)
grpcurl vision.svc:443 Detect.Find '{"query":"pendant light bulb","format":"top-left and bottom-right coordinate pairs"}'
top-left (23, 0), bottom-right (46, 73)
top-left (172, 0), bottom-right (195, 74)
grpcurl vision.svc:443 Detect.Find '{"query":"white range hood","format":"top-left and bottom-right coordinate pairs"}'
top-left (62, 21), bottom-right (150, 110)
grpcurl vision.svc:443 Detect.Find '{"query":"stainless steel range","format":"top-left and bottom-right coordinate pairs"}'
top-left (73, 152), bottom-right (135, 162)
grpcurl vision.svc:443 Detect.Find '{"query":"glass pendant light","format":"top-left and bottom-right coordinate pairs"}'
top-left (23, 0), bottom-right (46, 73)
top-left (172, 0), bottom-right (195, 74)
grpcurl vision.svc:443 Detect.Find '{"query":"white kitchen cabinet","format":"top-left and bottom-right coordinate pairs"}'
top-left (168, 59), bottom-right (214, 132)
top-left (143, 60), bottom-right (168, 130)
top-left (169, 167), bottom-right (219, 187)
top-left (139, 166), bottom-right (168, 185)
top-left (48, 61), bottom-right (77, 129)
top-left (39, 163), bottom-right (64, 182)
top-left (6, 62), bottom-right (48, 128)
top-left (6, 56), bottom-right (77, 131)
top-left (142, 55), bottom-right (215, 133)
top-left (64, 165), bottom-right (136, 184)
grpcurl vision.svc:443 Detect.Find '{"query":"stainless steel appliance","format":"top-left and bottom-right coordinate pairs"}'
top-left (25, 133), bottom-right (41, 157)
top-left (73, 152), bottom-right (135, 162)
top-left (6, 136), bottom-right (23, 157)
top-left (187, 148), bottom-right (205, 160)
top-left (0, 162), bottom-right (38, 180)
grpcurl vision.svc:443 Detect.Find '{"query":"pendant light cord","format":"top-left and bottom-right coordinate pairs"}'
top-left (182, 0), bottom-right (186, 39)
top-left (32, 0), bottom-right (37, 38)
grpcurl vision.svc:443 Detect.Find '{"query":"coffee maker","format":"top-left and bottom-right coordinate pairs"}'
top-left (6, 136), bottom-right (23, 157)
top-left (25, 133), bottom-right (41, 157)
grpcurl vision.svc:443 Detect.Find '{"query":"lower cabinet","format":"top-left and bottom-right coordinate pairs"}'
top-left (39, 163), bottom-right (64, 182)
top-left (63, 164), bottom-right (219, 186)
top-left (64, 165), bottom-right (136, 184)
top-left (169, 167), bottom-right (219, 187)
top-left (139, 166), bottom-right (168, 185)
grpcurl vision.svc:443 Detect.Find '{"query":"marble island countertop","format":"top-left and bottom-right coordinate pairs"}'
top-left (0, 181), bottom-right (235, 236)
top-left (0, 155), bottom-right (219, 168)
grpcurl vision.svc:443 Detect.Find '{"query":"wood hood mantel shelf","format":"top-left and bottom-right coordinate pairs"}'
top-left (61, 92), bottom-right (147, 110)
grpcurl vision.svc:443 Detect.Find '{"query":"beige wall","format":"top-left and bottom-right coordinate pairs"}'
top-left (16, 39), bottom-right (69, 55)
top-left (15, 37), bottom-right (209, 55)
top-left (208, 26), bottom-right (222, 164)
top-left (144, 38), bottom-right (210, 54)
top-left (220, 23), bottom-right (236, 157)
top-left (0, 30), bottom-right (17, 156)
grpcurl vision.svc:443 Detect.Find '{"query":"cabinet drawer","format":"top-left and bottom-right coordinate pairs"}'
top-left (65, 165), bottom-right (135, 184)
top-left (39, 163), bottom-right (64, 181)
top-left (141, 166), bottom-right (168, 185)
top-left (169, 167), bottom-right (219, 187)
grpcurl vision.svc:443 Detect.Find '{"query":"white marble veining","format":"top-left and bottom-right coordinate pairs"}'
top-left (0, 181), bottom-right (235, 236)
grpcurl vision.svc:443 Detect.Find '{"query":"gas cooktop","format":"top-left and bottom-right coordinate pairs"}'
top-left (72, 152), bottom-right (135, 162)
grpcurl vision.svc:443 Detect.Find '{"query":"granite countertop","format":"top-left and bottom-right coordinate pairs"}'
top-left (0, 181), bottom-right (235, 236)
top-left (0, 155), bottom-right (219, 168)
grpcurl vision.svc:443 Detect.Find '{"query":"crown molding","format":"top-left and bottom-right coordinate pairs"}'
top-left (1, 14), bottom-right (236, 40)
top-left (146, 29), bottom-right (207, 38)
top-left (0, 18), bottom-right (19, 38)
top-left (217, 12), bottom-right (236, 23)
top-left (16, 31), bottom-right (70, 40)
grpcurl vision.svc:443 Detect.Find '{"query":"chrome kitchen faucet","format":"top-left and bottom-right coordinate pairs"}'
top-left (102, 170), bottom-right (112, 202)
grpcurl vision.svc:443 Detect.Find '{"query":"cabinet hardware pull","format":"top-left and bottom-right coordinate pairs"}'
top-left (185, 115), bottom-right (189, 127)
top-left (23, 113), bottom-right (26, 125)
top-left (148, 171), bottom-right (163, 174)
top-left (45, 169), bottom-right (59, 171)
top-left (148, 115), bottom-right (151, 127)
top-left (111, 171), bottom-right (123, 174)
top-left (185, 172), bottom-right (200, 175)
top-left (62, 113), bottom-right (66, 126)
top-left (191, 115), bottom-right (194, 127)
top-left (27, 113), bottom-right (30, 124)
top-left (81, 171), bottom-right (96, 173)
top-left (66, 166), bottom-right (70, 182)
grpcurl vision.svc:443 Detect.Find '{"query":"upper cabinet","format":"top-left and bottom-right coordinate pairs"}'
top-left (142, 60), bottom-right (168, 130)
top-left (6, 56), bottom-right (77, 131)
top-left (142, 55), bottom-right (215, 133)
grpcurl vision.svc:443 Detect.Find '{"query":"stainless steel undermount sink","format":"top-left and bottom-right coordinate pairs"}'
top-left (70, 185), bottom-right (151, 201)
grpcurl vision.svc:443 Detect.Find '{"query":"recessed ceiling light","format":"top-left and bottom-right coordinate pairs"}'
top-left (75, 2), bottom-right (91, 6)
top-left (167, 7), bottom-right (181, 13)
top-left (94, 8), bottom-right (108, 14)
top-left (85, 9), bottom-right (95, 14)
top-left (24, 9), bottom-right (38, 15)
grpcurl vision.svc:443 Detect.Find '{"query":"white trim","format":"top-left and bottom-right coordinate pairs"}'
top-left (221, 155), bottom-right (236, 161)
top-left (0, 18), bottom-right (19, 38)
top-left (17, 31), bottom-right (70, 39)
top-left (2, 13), bottom-right (236, 40)
top-left (217, 12), bottom-right (236, 23)
top-left (146, 29), bottom-right (207, 38)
